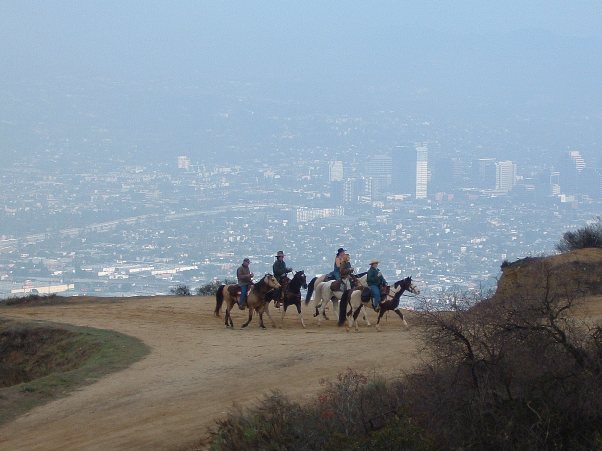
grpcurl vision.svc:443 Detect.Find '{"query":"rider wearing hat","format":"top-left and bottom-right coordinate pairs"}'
top-left (237, 258), bottom-right (254, 309)
top-left (367, 258), bottom-right (387, 312)
top-left (272, 250), bottom-right (292, 307)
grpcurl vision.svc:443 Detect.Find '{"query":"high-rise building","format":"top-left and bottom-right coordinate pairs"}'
top-left (177, 156), bottom-right (191, 170)
top-left (390, 145), bottom-right (415, 194)
top-left (558, 150), bottom-right (586, 195)
top-left (415, 144), bottom-right (428, 199)
top-left (365, 154), bottom-right (392, 198)
top-left (474, 158), bottom-right (497, 189)
top-left (328, 161), bottom-right (344, 182)
top-left (495, 160), bottom-right (517, 192)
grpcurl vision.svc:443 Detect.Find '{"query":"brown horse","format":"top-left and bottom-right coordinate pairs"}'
top-left (241, 274), bottom-right (281, 329)
top-left (214, 284), bottom-right (242, 328)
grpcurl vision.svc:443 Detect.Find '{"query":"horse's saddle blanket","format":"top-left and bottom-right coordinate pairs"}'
top-left (361, 287), bottom-right (372, 303)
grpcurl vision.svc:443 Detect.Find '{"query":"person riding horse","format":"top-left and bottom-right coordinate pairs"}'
top-left (272, 250), bottom-right (292, 307)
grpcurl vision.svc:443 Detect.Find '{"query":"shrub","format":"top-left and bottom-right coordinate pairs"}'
top-left (556, 216), bottom-right (602, 252)
top-left (209, 371), bottom-right (431, 450)
top-left (169, 285), bottom-right (191, 296)
top-left (407, 265), bottom-right (602, 450)
top-left (195, 279), bottom-right (236, 296)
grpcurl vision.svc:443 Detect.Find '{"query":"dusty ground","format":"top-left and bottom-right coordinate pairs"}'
top-left (0, 296), bottom-right (423, 450)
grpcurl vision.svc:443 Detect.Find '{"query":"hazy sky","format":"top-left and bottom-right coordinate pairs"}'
top-left (1, 1), bottom-right (601, 162)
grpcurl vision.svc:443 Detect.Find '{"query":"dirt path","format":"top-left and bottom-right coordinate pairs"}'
top-left (0, 296), bottom-right (422, 450)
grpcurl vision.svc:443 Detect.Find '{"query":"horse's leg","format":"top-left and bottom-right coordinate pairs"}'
top-left (375, 309), bottom-right (386, 332)
top-left (295, 302), bottom-right (305, 329)
top-left (394, 309), bottom-right (409, 328)
top-left (362, 306), bottom-right (371, 326)
top-left (280, 303), bottom-right (287, 328)
top-left (224, 305), bottom-right (229, 327)
top-left (352, 305), bottom-right (364, 332)
top-left (332, 298), bottom-right (339, 322)
top-left (263, 304), bottom-right (276, 328)
top-left (258, 309), bottom-right (267, 329)
top-left (241, 308), bottom-right (253, 328)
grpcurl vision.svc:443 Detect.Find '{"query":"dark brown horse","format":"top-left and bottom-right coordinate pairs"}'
top-left (214, 284), bottom-right (242, 328)
top-left (241, 274), bottom-right (281, 329)
top-left (266, 270), bottom-right (308, 328)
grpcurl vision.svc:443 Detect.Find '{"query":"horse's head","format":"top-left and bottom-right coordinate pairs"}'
top-left (295, 270), bottom-right (308, 289)
top-left (264, 273), bottom-right (281, 289)
top-left (393, 276), bottom-right (420, 296)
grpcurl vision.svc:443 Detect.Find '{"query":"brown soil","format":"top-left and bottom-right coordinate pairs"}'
top-left (0, 296), bottom-right (422, 450)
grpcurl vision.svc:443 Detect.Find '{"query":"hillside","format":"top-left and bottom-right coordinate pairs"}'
top-left (494, 248), bottom-right (602, 314)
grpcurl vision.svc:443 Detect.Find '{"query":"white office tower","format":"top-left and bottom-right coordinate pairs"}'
top-left (495, 160), bottom-right (517, 192)
top-left (329, 160), bottom-right (344, 182)
top-left (177, 156), bottom-right (191, 170)
top-left (415, 144), bottom-right (428, 199)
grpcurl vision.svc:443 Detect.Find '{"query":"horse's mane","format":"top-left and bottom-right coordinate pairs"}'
top-left (288, 271), bottom-right (305, 292)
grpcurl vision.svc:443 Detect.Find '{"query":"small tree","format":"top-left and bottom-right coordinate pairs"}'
top-left (556, 216), bottom-right (602, 252)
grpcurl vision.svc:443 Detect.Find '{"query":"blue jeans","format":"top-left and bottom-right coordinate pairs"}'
top-left (370, 285), bottom-right (381, 308)
top-left (239, 285), bottom-right (248, 306)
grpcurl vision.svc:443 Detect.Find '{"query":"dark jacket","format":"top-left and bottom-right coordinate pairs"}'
top-left (273, 260), bottom-right (291, 280)
top-left (367, 266), bottom-right (386, 286)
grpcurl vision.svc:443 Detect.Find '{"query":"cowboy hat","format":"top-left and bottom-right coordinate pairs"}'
top-left (337, 247), bottom-right (346, 254)
top-left (369, 258), bottom-right (379, 265)
top-left (275, 251), bottom-right (285, 257)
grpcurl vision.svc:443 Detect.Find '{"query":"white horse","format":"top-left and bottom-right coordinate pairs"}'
top-left (343, 276), bottom-right (419, 332)
top-left (313, 279), bottom-right (346, 324)
top-left (313, 276), bottom-right (371, 326)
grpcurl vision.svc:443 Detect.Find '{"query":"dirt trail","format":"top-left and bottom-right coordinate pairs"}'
top-left (0, 296), bottom-right (422, 450)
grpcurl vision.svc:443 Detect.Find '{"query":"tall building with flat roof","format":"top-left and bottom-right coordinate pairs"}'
top-left (365, 154), bottom-right (392, 198)
top-left (415, 144), bottom-right (428, 199)
top-left (495, 160), bottom-right (517, 192)
top-left (328, 160), bottom-right (344, 182)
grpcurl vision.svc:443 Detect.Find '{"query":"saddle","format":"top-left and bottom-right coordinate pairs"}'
top-left (330, 280), bottom-right (343, 291)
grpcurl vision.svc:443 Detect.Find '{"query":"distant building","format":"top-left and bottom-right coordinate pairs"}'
top-left (177, 156), bottom-right (191, 170)
top-left (474, 158), bottom-right (497, 189)
top-left (328, 160), bottom-right (344, 182)
top-left (495, 160), bottom-right (517, 192)
top-left (558, 150), bottom-right (586, 195)
top-left (365, 154), bottom-right (392, 198)
top-left (415, 144), bottom-right (429, 199)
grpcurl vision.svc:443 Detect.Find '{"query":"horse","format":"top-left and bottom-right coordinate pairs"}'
top-left (241, 274), bottom-right (281, 329)
top-left (266, 270), bottom-right (308, 328)
top-left (305, 274), bottom-right (328, 303)
top-left (214, 284), bottom-right (242, 327)
top-left (313, 275), bottom-right (367, 326)
top-left (342, 276), bottom-right (420, 332)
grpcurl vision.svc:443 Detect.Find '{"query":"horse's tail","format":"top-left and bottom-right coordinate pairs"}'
top-left (338, 290), bottom-right (350, 326)
top-left (305, 277), bottom-right (316, 304)
top-left (215, 284), bottom-right (225, 316)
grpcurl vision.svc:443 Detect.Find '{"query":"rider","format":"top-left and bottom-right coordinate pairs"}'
top-left (272, 250), bottom-right (292, 307)
top-left (340, 252), bottom-right (354, 292)
top-left (367, 258), bottom-right (387, 312)
top-left (326, 247), bottom-right (346, 282)
top-left (236, 258), bottom-right (254, 310)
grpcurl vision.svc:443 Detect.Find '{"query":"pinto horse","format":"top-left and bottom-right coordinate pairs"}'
top-left (214, 284), bottom-right (242, 327)
top-left (343, 276), bottom-right (420, 332)
top-left (266, 270), bottom-right (308, 328)
top-left (241, 274), bottom-right (281, 329)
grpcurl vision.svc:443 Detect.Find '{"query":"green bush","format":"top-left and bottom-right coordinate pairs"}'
top-left (556, 216), bottom-right (602, 252)
top-left (209, 371), bottom-right (432, 450)
top-left (169, 285), bottom-right (191, 296)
